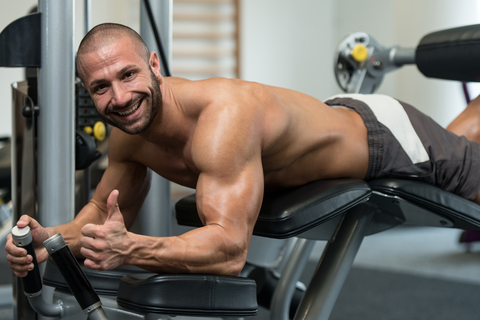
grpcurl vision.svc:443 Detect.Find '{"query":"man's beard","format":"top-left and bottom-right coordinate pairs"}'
top-left (100, 69), bottom-right (162, 135)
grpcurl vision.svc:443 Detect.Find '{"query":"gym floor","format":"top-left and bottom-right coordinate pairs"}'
top-left (1, 225), bottom-right (479, 319)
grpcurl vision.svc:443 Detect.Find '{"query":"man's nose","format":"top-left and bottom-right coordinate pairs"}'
top-left (110, 82), bottom-right (130, 107)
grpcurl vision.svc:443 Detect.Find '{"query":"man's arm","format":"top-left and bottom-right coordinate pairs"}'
top-left (126, 100), bottom-right (264, 275)
top-left (5, 129), bottom-right (150, 276)
top-left (79, 97), bottom-right (266, 276)
top-left (66, 129), bottom-right (151, 258)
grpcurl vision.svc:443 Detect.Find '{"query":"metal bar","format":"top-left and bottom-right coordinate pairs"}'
top-left (142, 0), bottom-right (172, 76)
top-left (11, 81), bottom-right (36, 320)
top-left (139, 1), bottom-right (173, 237)
top-left (391, 47), bottom-right (416, 66)
top-left (0, 285), bottom-right (13, 306)
top-left (84, 0), bottom-right (91, 34)
top-left (293, 205), bottom-right (374, 320)
top-left (37, 0), bottom-right (75, 228)
top-left (270, 238), bottom-right (315, 320)
top-left (82, 0), bottom-right (92, 206)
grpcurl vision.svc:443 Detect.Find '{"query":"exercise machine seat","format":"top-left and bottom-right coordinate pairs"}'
top-left (117, 273), bottom-right (258, 317)
top-left (369, 179), bottom-right (480, 230)
top-left (42, 253), bottom-right (258, 317)
top-left (176, 179), bottom-right (371, 239)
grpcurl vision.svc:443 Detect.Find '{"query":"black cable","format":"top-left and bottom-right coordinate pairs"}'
top-left (143, 0), bottom-right (172, 77)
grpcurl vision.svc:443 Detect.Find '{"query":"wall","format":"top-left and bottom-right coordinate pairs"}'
top-left (240, 0), bottom-right (337, 100)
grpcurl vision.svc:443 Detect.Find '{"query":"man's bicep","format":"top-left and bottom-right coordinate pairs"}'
top-left (195, 156), bottom-right (264, 234)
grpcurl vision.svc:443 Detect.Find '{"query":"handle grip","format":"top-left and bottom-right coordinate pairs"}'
top-left (44, 234), bottom-right (101, 312)
top-left (11, 226), bottom-right (43, 295)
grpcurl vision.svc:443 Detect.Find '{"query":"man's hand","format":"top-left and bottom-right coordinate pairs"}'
top-left (80, 189), bottom-right (136, 270)
top-left (5, 215), bottom-right (51, 277)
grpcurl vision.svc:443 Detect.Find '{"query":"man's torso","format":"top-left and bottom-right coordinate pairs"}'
top-left (112, 77), bottom-right (370, 191)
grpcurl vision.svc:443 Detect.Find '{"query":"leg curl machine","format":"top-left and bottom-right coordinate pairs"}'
top-left (12, 24), bottom-right (480, 320)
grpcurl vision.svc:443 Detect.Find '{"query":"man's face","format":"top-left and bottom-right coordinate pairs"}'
top-left (80, 37), bottom-right (162, 135)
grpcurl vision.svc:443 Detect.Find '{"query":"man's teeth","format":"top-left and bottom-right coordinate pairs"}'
top-left (118, 101), bottom-right (140, 116)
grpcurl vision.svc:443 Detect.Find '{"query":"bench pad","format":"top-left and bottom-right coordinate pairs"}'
top-left (176, 179), bottom-right (371, 239)
top-left (117, 273), bottom-right (258, 317)
top-left (369, 179), bottom-right (480, 231)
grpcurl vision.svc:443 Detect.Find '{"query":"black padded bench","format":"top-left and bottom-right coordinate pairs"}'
top-left (174, 178), bottom-right (480, 320)
top-left (39, 177), bottom-right (480, 319)
top-left (42, 260), bottom-right (258, 318)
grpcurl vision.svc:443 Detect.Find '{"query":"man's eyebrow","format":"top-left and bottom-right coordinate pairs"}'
top-left (88, 65), bottom-right (139, 88)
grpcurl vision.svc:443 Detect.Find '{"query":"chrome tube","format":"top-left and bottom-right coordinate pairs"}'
top-left (37, 0), bottom-right (75, 227)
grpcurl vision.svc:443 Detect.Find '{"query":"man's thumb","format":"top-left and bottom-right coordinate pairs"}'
top-left (106, 189), bottom-right (122, 222)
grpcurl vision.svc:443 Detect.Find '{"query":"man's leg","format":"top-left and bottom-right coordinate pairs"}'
top-left (447, 95), bottom-right (480, 145)
top-left (446, 95), bottom-right (480, 203)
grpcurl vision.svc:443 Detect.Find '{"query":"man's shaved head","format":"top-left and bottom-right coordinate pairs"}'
top-left (76, 23), bottom-right (150, 81)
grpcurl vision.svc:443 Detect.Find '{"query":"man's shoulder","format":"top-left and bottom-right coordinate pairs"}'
top-left (175, 77), bottom-right (262, 101)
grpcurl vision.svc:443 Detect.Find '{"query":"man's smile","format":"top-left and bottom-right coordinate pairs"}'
top-left (115, 97), bottom-right (144, 117)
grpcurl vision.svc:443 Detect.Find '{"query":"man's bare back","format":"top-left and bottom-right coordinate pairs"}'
top-left (116, 77), bottom-right (370, 191)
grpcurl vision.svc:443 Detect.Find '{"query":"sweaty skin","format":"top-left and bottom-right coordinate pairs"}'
top-left (11, 30), bottom-right (479, 277)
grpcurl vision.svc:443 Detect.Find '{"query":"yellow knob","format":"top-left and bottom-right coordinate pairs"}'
top-left (93, 121), bottom-right (106, 142)
top-left (351, 44), bottom-right (368, 62)
top-left (83, 126), bottom-right (93, 135)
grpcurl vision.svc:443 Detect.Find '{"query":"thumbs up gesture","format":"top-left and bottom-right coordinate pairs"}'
top-left (80, 190), bottom-right (135, 270)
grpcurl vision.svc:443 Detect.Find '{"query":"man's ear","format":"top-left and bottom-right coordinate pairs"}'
top-left (149, 51), bottom-right (162, 81)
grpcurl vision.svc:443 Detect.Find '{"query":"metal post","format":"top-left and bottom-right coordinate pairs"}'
top-left (138, 0), bottom-right (173, 237)
top-left (293, 205), bottom-right (374, 320)
top-left (37, 0), bottom-right (75, 228)
top-left (11, 82), bottom-right (37, 320)
top-left (141, 0), bottom-right (172, 75)
top-left (81, 0), bottom-right (92, 205)
top-left (84, 0), bottom-right (91, 34)
top-left (270, 238), bottom-right (315, 320)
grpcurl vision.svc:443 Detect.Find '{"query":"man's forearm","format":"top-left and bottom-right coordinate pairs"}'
top-left (126, 225), bottom-right (248, 276)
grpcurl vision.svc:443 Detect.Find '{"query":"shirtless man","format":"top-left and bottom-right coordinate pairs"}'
top-left (6, 23), bottom-right (480, 277)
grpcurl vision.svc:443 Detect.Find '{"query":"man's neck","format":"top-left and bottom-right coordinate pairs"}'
top-left (139, 78), bottom-right (190, 149)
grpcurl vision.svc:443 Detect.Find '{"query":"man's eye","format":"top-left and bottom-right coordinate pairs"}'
top-left (124, 72), bottom-right (134, 79)
top-left (94, 84), bottom-right (107, 93)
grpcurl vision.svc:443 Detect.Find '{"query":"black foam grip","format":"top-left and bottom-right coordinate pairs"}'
top-left (48, 247), bottom-right (100, 310)
top-left (20, 242), bottom-right (42, 294)
top-left (416, 24), bottom-right (480, 82)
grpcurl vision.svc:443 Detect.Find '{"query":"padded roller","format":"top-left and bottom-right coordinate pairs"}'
top-left (176, 179), bottom-right (371, 239)
top-left (369, 179), bottom-right (480, 231)
top-left (117, 273), bottom-right (258, 317)
top-left (416, 24), bottom-right (480, 82)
